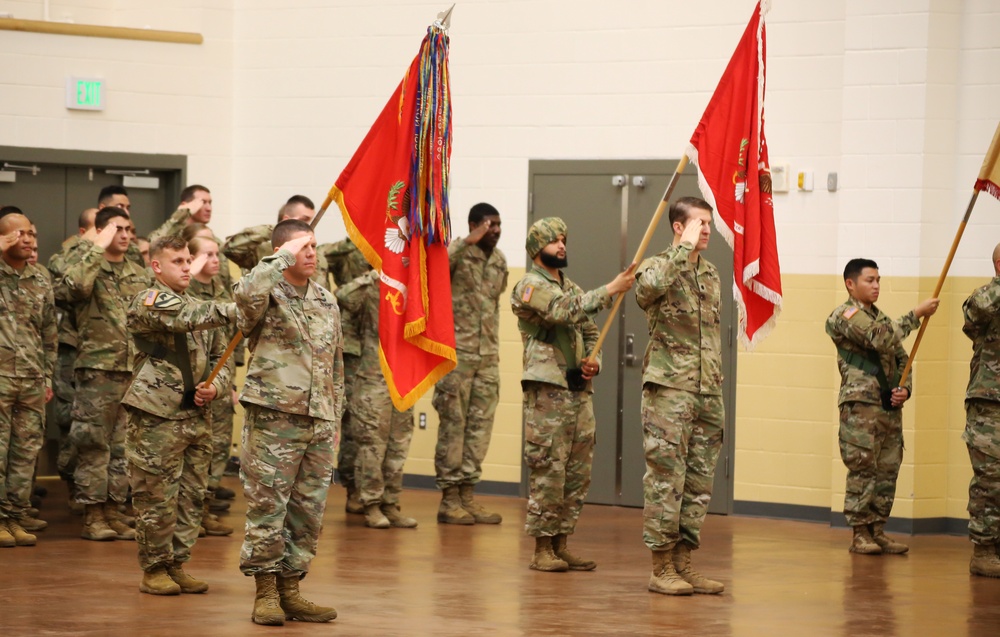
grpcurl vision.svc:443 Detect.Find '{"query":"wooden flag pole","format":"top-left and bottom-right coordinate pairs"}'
top-left (584, 154), bottom-right (689, 363)
top-left (202, 198), bottom-right (335, 388)
top-left (897, 189), bottom-right (981, 388)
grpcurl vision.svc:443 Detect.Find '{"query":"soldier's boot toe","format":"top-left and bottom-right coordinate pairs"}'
top-left (649, 549), bottom-right (694, 595)
top-left (849, 525), bottom-right (882, 555)
top-left (140, 566), bottom-right (182, 595)
top-left (202, 501), bottom-right (234, 536)
top-left (345, 487), bottom-right (364, 515)
top-left (214, 486), bottom-right (236, 500)
top-left (458, 484), bottom-right (502, 524)
top-left (971, 543), bottom-right (1000, 578)
top-left (529, 536), bottom-right (569, 572)
top-left (104, 502), bottom-right (136, 541)
top-left (0, 521), bottom-right (17, 548)
top-left (81, 504), bottom-right (116, 541)
top-left (5, 520), bottom-right (36, 547)
top-left (672, 543), bottom-right (724, 594)
top-left (364, 504), bottom-right (390, 529)
top-left (277, 575), bottom-right (337, 622)
top-left (870, 524), bottom-right (909, 555)
top-left (19, 515), bottom-right (47, 531)
top-left (553, 534), bottom-right (596, 571)
top-left (167, 563), bottom-right (209, 593)
top-left (437, 486), bottom-right (475, 525)
top-left (252, 574), bottom-right (285, 625)
top-left (381, 504), bottom-right (418, 528)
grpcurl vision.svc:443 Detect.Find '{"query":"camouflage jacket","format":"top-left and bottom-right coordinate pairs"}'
top-left (188, 275), bottom-right (243, 366)
top-left (963, 276), bottom-right (1000, 402)
top-left (57, 242), bottom-right (152, 372)
top-left (334, 270), bottom-right (382, 379)
top-left (322, 238), bottom-right (371, 357)
top-left (223, 223), bottom-right (330, 285)
top-left (48, 235), bottom-right (83, 348)
top-left (448, 239), bottom-right (508, 357)
top-left (510, 265), bottom-right (609, 391)
top-left (123, 281), bottom-right (236, 419)
top-left (235, 249), bottom-right (344, 421)
top-left (149, 207), bottom-right (235, 290)
top-left (0, 260), bottom-right (58, 383)
top-left (826, 297), bottom-right (918, 406)
top-left (635, 243), bottom-right (723, 396)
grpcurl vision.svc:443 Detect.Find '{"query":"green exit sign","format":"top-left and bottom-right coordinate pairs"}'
top-left (66, 77), bottom-right (105, 111)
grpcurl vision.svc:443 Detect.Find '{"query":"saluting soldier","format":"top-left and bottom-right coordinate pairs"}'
top-left (433, 203), bottom-right (508, 525)
top-left (235, 219), bottom-right (343, 626)
top-left (0, 214), bottom-right (57, 547)
top-left (123, 236), bottom-right (236, 595)
top-left (962, 241), bottom-right (1000, 577)
top-left (826, 258), bottom-right (938, 555)
top-left (510, 217), bottom-right (634, 572)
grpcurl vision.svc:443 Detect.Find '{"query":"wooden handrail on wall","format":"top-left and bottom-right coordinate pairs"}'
top-left (0, 17), bottom-right (202, 45)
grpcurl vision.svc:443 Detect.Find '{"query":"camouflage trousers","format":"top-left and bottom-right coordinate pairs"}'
top-left (69, 369), bottom-right (131, 505)
top-left (964, 399), bottom-right (1000, 545)
top-left (336, 353), bottom-right (361, 488)
top-left (239, 404), bottom-right (335, 577)
top-left (839, 401), bottom-right (903, 527)
top-left (125, 407), bottom-right (211, 571)
top-left (432, 353), bottom-right (500, 490)
top-left (522, 382), bottom-right (596, 537)
top-left (0, 375), bottom-right (46, 521)
top-left (208, 394), bottom-right (234, 491)
top-left (641, 384), bottom-right (724, 550)
top-left (51, 344), bottom-right (77, 479)
top-left (351, 377), bottom-right (414, 507)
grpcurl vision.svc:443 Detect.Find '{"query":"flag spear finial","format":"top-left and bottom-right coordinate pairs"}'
top-left (435, 4), bottom-right (455, 30)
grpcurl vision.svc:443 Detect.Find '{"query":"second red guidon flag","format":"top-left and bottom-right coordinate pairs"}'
top-left (331, 22), bottom-right (457, 411)
top-left (685, 0), bottom-right (781, 349)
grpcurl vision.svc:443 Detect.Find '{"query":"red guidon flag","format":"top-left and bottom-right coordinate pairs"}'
top-left (975, 121), bottom-right (1000, 200)
top-left (685, 0), bottom-right (781, 349)
top-left (330, 22), bottom-right (456, 410)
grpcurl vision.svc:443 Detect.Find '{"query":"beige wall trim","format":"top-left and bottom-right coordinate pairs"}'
top-left (0, 17), bottom-right (203, 45)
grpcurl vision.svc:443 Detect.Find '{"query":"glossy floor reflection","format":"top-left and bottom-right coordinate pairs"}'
top-left (2, 477), bottom-right (999, 636)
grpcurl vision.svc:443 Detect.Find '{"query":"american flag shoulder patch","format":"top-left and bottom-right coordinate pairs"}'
top-left (142, 290), bottom-right (159, 307)
top-left (843, 307), bottom-right (859, 320)
top-left (521, 285), bottom-right (534, 303)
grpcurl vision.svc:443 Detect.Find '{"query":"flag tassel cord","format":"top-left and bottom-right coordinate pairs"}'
top-left (897, 188), bottom-right (981, 388)
top-left (585, 154), bottom-right (689, 363)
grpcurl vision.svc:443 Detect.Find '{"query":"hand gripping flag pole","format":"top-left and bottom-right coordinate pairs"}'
top-left (897, 120), bottom-right (1000, 388)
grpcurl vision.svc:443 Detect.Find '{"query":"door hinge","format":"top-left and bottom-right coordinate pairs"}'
top-left (725, 456), bottom-right (729, 479)
top-left (527, 192), bottom-right (533, 215)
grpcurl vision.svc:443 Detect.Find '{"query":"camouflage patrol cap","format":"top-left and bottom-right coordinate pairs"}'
top-left (525, 217), bottom-right (568, 258)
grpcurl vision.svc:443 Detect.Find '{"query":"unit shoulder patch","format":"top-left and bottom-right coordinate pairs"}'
top-left (144, 290), bottom-right (183, 311)
top-left (843, 306), bottom-right (859, 320)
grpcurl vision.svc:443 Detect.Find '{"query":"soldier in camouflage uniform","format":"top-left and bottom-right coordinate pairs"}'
top-left (433, 203), bottom-right (508, 525)
top-left (186, 236), bottom-right (238, 536)
top-left (826, 258), bottom-right (938, 555)
top-left (322, 237), bottom-right (371, 514)
top-left (510, 217), bottom-right (634, 572)
top-left (335, 270), bottom-right (418, 530)
top-left (962, 242), bottom-right (1000, 578)
top-left (635, 198), bottom-right (725, 596)
top-left (57, 207), bottom-right (152, 541)
top-left (124, 236), bottom-right (236, 595)
top-left (235, 220), bottom-right (343, 625)
top-left (0, 214), bottom-right (57, 547)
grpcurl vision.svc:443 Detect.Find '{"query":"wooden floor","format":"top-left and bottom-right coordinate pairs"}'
top-left (2, 477), bottom-right (999, 636)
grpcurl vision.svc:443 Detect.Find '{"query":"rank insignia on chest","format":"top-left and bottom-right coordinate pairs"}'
top-left (843, 307), bottom-right (859, 320)
top-left (521, 285), bottom-right (534, 303)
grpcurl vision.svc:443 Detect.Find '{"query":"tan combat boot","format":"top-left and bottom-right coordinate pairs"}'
top-left (381, 504), bottom-right (418, 528)
top-left (167, 563), bottom-right (209, 593)
top-left (139, 566), bottom-right (182, 595)
top-left (81, 504), bottom-right (116, 541)
top-left (649, 549), bottom-right (694, 595)
top-left (552, 533), bottom-right (596, 571)
top-left (849, 525), bottom-right (882, 555)
top-left (870, 523), bottom-right (908, 554)
top-left (529, 536), bottom-right (569, 572)
top-left (672, 542), bottom-right (724, 594)
top-left (104, 502), bottom-right (136, 540)
top-left (437, 486), bottom-right (475, 525)
top-left (458, 484), bottom-right (502, 524)
top-left (364, 503), bottom-right (390, 529)
top-left (202, 501), bottom-right (234, 536)
top-left (970, 543), bottom-right (1000, 578)
top-left (5, 519), bottom-right (36, 546)
top-left (17, 514), bottom-right (48, 531)
top-left (277, 575), bottom-right (337, 622)
top-left (0, 521), bottom-right (16, 548)
top-left (345, 486), bottom-right (364, 515)
top-left (252, 573), bottom-right (285, 625)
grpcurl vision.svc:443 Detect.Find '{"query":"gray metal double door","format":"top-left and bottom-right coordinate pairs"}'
top-left (527, 159), bottom-right (737, 513)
